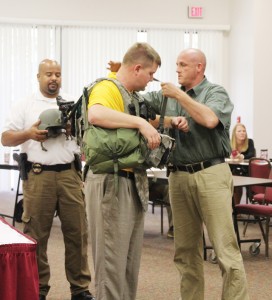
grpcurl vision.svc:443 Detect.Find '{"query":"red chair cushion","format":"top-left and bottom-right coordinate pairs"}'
top-left (253, 193), bottom-right (265, 203)
top-left (235, 204), bottom-right (272, 216)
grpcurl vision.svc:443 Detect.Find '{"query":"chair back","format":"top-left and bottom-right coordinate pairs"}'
top-left (263, 169), bottom-right (272, 203)
top-left (248, 157), bottom-right (271, 195)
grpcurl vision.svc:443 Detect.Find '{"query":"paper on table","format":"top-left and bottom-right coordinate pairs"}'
top-left (0, 220), bottom-right (35, 245)
top-left (147, 168), bottom-right (167, 180)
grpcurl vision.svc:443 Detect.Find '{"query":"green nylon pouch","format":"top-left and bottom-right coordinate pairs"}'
top-left (82, 125), bottom-right (146, 173)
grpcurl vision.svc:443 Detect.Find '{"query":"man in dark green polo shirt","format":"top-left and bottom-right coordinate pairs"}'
top-left (144, 48), bottom-right (249, 300)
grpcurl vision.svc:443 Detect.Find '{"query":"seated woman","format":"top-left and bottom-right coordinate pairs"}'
top-left (230, 123), bottom-right (255, 204)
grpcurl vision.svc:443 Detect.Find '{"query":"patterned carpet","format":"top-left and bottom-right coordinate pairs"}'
top-left (1, 190), bottom-right (272, 300)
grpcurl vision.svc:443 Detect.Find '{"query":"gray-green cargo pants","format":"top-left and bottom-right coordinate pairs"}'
top-left (85, 171), bottom-right (144, 300)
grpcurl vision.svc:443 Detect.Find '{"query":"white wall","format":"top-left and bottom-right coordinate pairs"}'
top-left (229, 0), bottom-right (272, 157)
top-left (229, 0), bottom-right (254, 136)
top-left (0, 0), bottom-right (232, 94)
top-left (4, 0), bottom-right (272, 157)
top-left (253, 0), bottom-right (272, 157)
top-left (0, 0), bottom-right (230, 25)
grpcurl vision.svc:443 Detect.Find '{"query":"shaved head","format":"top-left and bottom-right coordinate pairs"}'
top-left (179, 48), bottom-right (206, 72)
top-left (38, 59), bottom-right (61, 73)
top-left (176, 48), bottom-right (207, 90)
top-left (37, 59), bottom-right (62, 98)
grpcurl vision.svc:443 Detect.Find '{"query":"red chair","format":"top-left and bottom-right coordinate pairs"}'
top-left (247, 157), bottom-right (271, 203)
top-left (234, 180), bottom-right (272, 258)
top-left (251, 169), bottom-right (272, 205)
top-left (242, 158), bottom-right (271, 236)
top-left (234, 202), bottom-right (272, 258)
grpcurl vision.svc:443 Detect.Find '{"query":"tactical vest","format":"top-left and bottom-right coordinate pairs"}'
top-left (81, 77), bottom-right (150, 210)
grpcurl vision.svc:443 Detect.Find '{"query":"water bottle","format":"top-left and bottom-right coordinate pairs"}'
top-left (260, 149), bottom-right (268, 159)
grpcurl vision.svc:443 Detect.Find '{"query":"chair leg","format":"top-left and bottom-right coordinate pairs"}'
top-left (265, 217), bottom-right (270, 258)
top-left (160, 204), bottom-right (164, 234)
top-left (233, 213), bottom-right (242, 249)
top-left (12, 173), bottom-right (21, 226)
top-left (203, 233), bottom-right (207, 261)
top-left (257, 218), bottom-right (266, 242)
top-left (243, 215), bottom-right (250, 236)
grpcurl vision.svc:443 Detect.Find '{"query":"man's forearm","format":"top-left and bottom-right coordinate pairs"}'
top-left (176, 91), bottom-right (218, 128)
top-left (88, 105), bottom-right (147, 130)
top-left (149, 115), bottom-right (173, 129)
top-left (1, 130), bottom-right (30, 147)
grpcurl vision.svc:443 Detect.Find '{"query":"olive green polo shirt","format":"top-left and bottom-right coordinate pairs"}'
top-left (144, 77), bottom-right (234, 164)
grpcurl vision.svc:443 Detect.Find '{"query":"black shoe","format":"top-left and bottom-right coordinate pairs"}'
top-left (39, 295), bottom-right (46, 300)
top-left (71, 291), bottom-right (95, 300)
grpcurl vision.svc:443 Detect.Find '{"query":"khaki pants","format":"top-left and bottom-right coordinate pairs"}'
top-left (22, 166), bottom-right (91, 296)
top-left (169, 163), bottom-right (249, 300)
top-left (85, 171), bottom-right (144, 300)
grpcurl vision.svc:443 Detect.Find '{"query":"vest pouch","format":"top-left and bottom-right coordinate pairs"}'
top-left (139, 133), bottom-right (175, 169)
top-left (82, 125), bottom-right (145, 173)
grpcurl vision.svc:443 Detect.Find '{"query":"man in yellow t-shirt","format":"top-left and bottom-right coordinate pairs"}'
top-left (84, 42), bottom-right (161, 300)
top-left (88, 78), bottom-right (124, 112)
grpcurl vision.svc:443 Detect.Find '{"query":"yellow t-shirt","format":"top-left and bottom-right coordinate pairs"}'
top-left (88, 73), bottom-right (134, 173)
top-left (88, 73), bottom-right (124, 112)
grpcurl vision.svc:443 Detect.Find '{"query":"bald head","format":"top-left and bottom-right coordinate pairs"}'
top-left (38, 59), bottom-right (61, 73)
top-left (176, 48), bottom-right (206, 90)
top-left (37, 59), bottom-right (62, 98)
top-left (179, 48), bottom-right (206, 71)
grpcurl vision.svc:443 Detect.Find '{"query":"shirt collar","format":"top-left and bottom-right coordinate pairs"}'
top-left (35, 89), bottom-right (62, 103)
top-left (181, 76), bottom-right (207, 97)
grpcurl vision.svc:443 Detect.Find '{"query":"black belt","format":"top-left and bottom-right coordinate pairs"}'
top-left (28, 162), bottom-right (72, 174)
top-left (110, 170), bottom-right (135, 180)
top-left (174, 158), bottom-right (225, 174)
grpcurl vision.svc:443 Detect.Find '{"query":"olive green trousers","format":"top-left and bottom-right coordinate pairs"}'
top-left (169, 163), bottom-right (249, 300)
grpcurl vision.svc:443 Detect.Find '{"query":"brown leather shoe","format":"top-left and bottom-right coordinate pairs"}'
top-left (71, 291), bottom-right (95, 300)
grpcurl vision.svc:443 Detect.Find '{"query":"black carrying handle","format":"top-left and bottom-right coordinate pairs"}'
top-left (158, 96), bottom-right (168, 133)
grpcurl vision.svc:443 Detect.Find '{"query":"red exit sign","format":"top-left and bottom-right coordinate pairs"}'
top-left (188, 6), bottom-right (204, 18)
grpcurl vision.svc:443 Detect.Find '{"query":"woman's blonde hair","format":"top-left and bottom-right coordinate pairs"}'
top-left (231, 123), bottom-right (248, 152)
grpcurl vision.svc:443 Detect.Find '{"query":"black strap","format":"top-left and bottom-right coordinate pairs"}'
top-left (158, 96), bottom-right (168, 133)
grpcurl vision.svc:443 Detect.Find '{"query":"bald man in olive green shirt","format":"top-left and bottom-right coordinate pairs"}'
top-left (144, 48), bottom-right (249, 300)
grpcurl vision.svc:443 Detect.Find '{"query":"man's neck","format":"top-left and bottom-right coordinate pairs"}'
top-left (183, 75), bottom-right (205, 92)
top-left (116, 68), bottom-right (134, 93)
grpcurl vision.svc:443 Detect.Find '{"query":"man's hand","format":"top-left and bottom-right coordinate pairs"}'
top-left (28, 120), bottom-right (48, 142)
top-left (161, 82), bottom-right (182, 99)
top-left (139, 121), bottom-right (161, 150)
top-left (107, 61), bottom-right (121, 72)
top-left (1, 120), bottom-right (48, 147)
top-left (171, 116), bottom-right (189, 132)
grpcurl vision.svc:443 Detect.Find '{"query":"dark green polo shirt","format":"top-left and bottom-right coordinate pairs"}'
top-left (144, 77), bottom-right (233, 164)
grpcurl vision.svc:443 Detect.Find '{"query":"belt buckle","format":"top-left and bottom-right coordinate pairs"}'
top-left (186, 164), bottom-right (195, 174)
top-left (32, 163), bottom-right (43, 174)
top-left (168, 165), bottom-right (177, 173)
